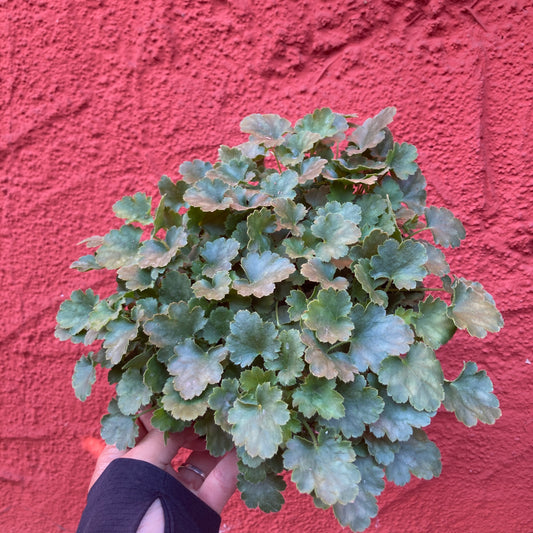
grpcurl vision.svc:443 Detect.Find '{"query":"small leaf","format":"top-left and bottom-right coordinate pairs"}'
top-left (112, 192), bottom-right (153, 225)
top-left (227, 383), bottom-right (290, 458)
top-left (227, 310), bottom-right (280, 367)
top-left (385, 142), bottom-right (418, 180)
top-left (273, 198), bottom-right (307, 236)
top-left (292, 375), bottom-right (345, 420)
top-left (201, 307), bottom-right (233, 344)
top-left (348, 304), bottom-right (414, 373)
top-left (192, 271), bottom-right (232, 300)
top-left (195, 413), bottom-right (234, 457)
top-left (398, 168), bottom-right (427, 214)
top-left (352, 259), bottom-right (388, 307)
top-left (207, 159), bottom-right (252, 185)
top-left (161, 379), bottom-right (209, 420)
top-left (143, 355), bottom-right (168, 394)
top-left (321, 376), bottom-right (384, 439)
top-left (443, 361), bottom-right (501, 426)
top-left (199, 237), bottom-right (240, 277)
top-left (425, 206), bottom-right (466, 248)
top-left (413, 297), bottom-right (456, 349)
top-left (347, 107), bottom-right (396, 153)
top-left (72, 355), bottom-right (96, 401)
top-left (233, 251), bottom-right (295, 298)
top-left (103, 319), bottom-right (138, 364)
top-left (183, 178), bottom-right (233, 212)
top-left (100, 398), bottom-right (138, 450)
top-left (385, 429), bottom-right (442, 486)
top-left (159, 271), bottom-right (193, 305)
top-left (95, 225), bottom-right (142, 269)
top-left (284, 431), bottom-right (359, 506)
top-left (116, 368), bottom-right (152, 415)
top-left (419, 240), bottom-right (450, 277)
top-left (364, 433), bottom-right (399, 466)
top-left (246, 208), bottom-right (277, 252)
top-left (286, 290), bottom-right (307, 322)
top-left (168, 340), bottom-right (227, 400)
top-left (264, 329), bottom-right (305, 386)
top-left (298, 157), bottom-right (328, 184)
top-left (294, 108), bottom-right (348, 140)
top-left (150, 408), bottom-right (189, 433)
top-left (378, 343), bottom-right (445, 412)
top-left (370, 239), bottom-right (427, 290)
top-left (311, 212), bottom-right (361, 261)
top-left (260, 170), bottom-right (298, 199)
top-left (240, 113), bottom-right (292, 147)
top-left (70, 254), bottom-right (102, 272)
top-left (137, 226), bottom-right (187, 269)
top-left (303, 288), bottom-right (353, 344)
top-left (448, 278), bottom-right (503, 338)
top-left (157, 175), bottom-right (189, 211)
top-left (208, 378), bottom-right (240, 432)
top-left (179, 159), bottom-right (213, 184)
top-left (301, 258), bottom-right (349, 290)
top-left (238, 473), bottom-right (287, 513)
top-left (277, 131), bottom-right (321, 166)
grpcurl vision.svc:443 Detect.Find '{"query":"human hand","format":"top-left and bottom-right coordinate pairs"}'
top-left (88, 412), bottom-right (238, 532)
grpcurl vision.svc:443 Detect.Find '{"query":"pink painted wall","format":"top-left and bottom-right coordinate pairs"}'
top-left (1, 1), bottom-right (531, 531)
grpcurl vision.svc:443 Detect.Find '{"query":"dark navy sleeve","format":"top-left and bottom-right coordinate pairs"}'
top-left (76, 458), bottom-right (221, 533)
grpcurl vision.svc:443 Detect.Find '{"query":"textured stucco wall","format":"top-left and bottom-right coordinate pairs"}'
top-left (1, 0), bottom-right (531, 531)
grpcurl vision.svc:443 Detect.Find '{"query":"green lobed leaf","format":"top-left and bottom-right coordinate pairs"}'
top-left (378, 343), bottom-right (445, 412)
top-left (277, 131), bottom-right (321, 166)
top-left (240, 113), bottom-right (292, 147)
top-left (138, 226), bottom-right (187, 268)
top-left (72, 354), bottom-right (96, 401)
top-left (157, 175), bottom-right (189, 211)
top-left (192, 271), bottom-right (232, 300)
top-left (301, 258), bottom-right (349, 290)
top-left (425, 206), bottom-right (466, 248)
top-left (448, 278), bottom-right (503, 338)
top-left (352, 259), bottom-right (388, 307)
top-left (116, 368), bottom-right (152, 415)
top-left (100, 398), bottom-right (138, 450)
top-left (298, 157), bottom-right (328, 184)
top-left (183, 178), bottom-right (233, 212)
top-left (347, 107), bottom-right (396, 154)
top-left (95, 225), bottom-right (142, 269)
top-left (179, 159), bottom-right (213, 184)
top-left (303, 288), bottom-right (353, 344)
top-left (246, 208), bottom-right (277, 252)
top-left (226, 310), bottom-right (281, 367)
top-left (311, 212), bottom-right (361, 262)
top-left (168, 340), bottom-right (227, 400)
top-left (238, 472), bottom-right (287, 513)
top-left (227, 382), bottom-right (290, 458)
top-left (194, 412), bottom-right (234, 457)
top-left (398, 168), bottom-right (427, 214)
top-left (384, 429), bottom-right (442, 486)
top-left (321, 376), bottom-right (384, 439)
top-left (292, 375), bottom-right (345, 420)
top-left (199, 237), bottom-right (240, 277)
top-left (284, 431), bottom-right (360, 506)
top-left (57, 289), bottom-right (99, 336)
top-left (201, 307), bottom-right (233, 344)
top-left (348, 304), bottom-right (414, 373)
top-left (272, 198), bottom-right (307, 236)
top-left (413, 296), bottom-right (456, 349)
top-left (112, 192), bottom-right (153, 225)
top-left (239, 367), bottom-right (276, 392)
top-left (150, 407), bottom-right (189, 433)
top-left (286, 290), bottom-right (307, 322)
top-left (207, 159), bottom-right (252, 185)
top-left (385, 142), bottom-right (418, 180)
top-left (260, 170), bottom-right (298, 199)
top-left (143, 355), bottom-right (168, 394)
top-left (443, 361), bottom-right (501, 426)
top-left (264, 329), bottom-right (305, 386)
top-left (159, 271), bottom-right (193, 305)
top-left (208, 378), bottom-right (240, 433)
top-left (161, 379), bottom-right (209, 420)
top-left (294, 108), bottom-right (348, 140)
top-left (103, 319), bottom-right (138, 364)
top-left (70, 254), bottom-right (102, 272)
top-left (419, 240), bottom-right (450, 277)
top-left (364, 433), bottom-right (399, 466)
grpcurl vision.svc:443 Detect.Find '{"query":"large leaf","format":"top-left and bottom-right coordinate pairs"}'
top-left (321, 376), bottom-right (384, 439)
top-left (116, 368), bottom-right (152, 415)
top-left (292, 375), bottom-right (345, 420)
top-left (283, 431), bottom-right (360, 506)
top-left (294, 107), bottom-right (348, 140)
top-left (425, 206), bottom-right (466, 248)
top-left (100, 398), bottom-right (138, 450)
top-left (233, 251), bottom-right (295, 298)
top-left (240, 113), bottom-right (292, 147)
top-left (443, 361), bottom-right (501, 426)
top-left (378, 343), bottom-right (445, 412)
top-left (112, 192), bottom-right (153, 225)
top-left (348, 304), bottom-right (414, 372)
top-left (303, 288), bottom-right (353, 344)
top-left (311, 212), bottom-right (361, 261)
top-left (347, 107), bottom-right (396, 153)
top-left (448, 278), bottom-right (503, 338)
top-left (226, 310), bottom-right (280, 367)
top-left (168, 340), bottom-right (227, 399)
top-left (183, 178), bottom-right (232, 211)
top-left (95, 225), bottom-right (142, 269)
top-left (57, 289), bottom-right (99, 336)
top-left (238, 473), bottom-right (287, 513)
top-left (384, 429), bottom-right (442, 486)
top-left (227, 383), bottom-right (290, 458)
top-left (370, 239), bottom-right (427, 290)
top-left (413, 296), bottom-right (456, 349)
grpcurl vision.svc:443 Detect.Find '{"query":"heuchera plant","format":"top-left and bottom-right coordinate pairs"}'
top-left (56, 108), bottom-right (503, 532)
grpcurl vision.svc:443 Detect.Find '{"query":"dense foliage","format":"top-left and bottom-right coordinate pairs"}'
top-left (56, 108), bottom-right (503, 531)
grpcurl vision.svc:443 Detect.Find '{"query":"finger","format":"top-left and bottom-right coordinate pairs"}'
top-left (176, 450), bottom-right (220, 491)
top-left (126, 428), bottom-right (185, 468)
top-left (196, 449), bottom-right (238, 514)
top-left (88, 445), bottom-right (127, 490)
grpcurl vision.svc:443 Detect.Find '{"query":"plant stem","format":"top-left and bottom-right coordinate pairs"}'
top-left (301, 418), bottom-right (318, 447)
top-left (327, 340), bottom-right (350, 353)
top-left (409, 226), bottom-right (430, 238)
top-left (273, 150), bottom-right (282, 173)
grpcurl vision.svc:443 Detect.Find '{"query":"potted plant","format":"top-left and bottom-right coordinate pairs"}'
top-left (56, 107), bottom-right (503, 532)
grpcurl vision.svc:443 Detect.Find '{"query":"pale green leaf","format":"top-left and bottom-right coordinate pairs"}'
top-left (298, 157), bottom-right (328, 184)
top-left (183, 178), bottom-right (233, 211)
top-left (246, 208), bottom-right (276, 252)
top-left (57, 289), bottom-right (99, 336)
top-left (201, 307), bottom-right (233, 344)
top-left (70, 254), bottom-right (102, 272)
top-left (260, 170), bottom-right (298, 199)
top-left (138, 226), bottom-right (187, 268)
top-left (150, 408), bottom-right (189, 433)
top-left (286, 290), bottom-right (308, 322)
top-left (238, 473), bottom-right (287, 513)
top-left (161, 379), bottom-right (209, 420)
top-left (159, 271), bottom-right (193, 305)
top-left (103, 319), bottom-right (138, 364)
top-left (208, 378), bottom-right (240, 432)
top-left (292, 375), bottom-right (345, 420)
top-left (311, 212), bottom-right (361, 261)
top-left (72, 355), bottom-right (96, 401)
top-left (419, 240), bottom-right (450, 277)
top-left (179, 159), bottom-right (213, 184)
top-left (143, 355), bottom-right (168, 394)
top-left (386, 142), bottom-right (418, 180)
top-left (240, 113), bottom-right (292, 147)
top-left (352, 258), bottom-right (388, 307)
top-left (272, 198), bottom-right (307, 236)
top-left (157, 175), bottom-right (189, 211)
top-left (116, 368), bottom-right (152, 415)
top-left (398, 168), bottom-right (427, 214)
top-left (206, 159), bottom-right (252, 185)
top-left (116, 265), bottom-right (156, 291)
top-left (264, 329), bottom-right (305, 386)
top-left (200, 237), bottom-right (240, 277)
top-left (112, 192), bottom-right (153, 225)
top-left (277, 131), bottom-right (321, 166)
top-left (413, 297), bottom-right (456, 349)
top-left (95, 225), bottom-right (142, 269)
top-left (295, 108), bottom-right (348, 140)
top-left (443, 361), bottom-right (501, 426)
top-left (239, 367), bottom-right (276, 392)
top-left (347, 107), bottom-right (396, 153)
top-left (425, 206), bottom-right (466, 248)
top-left (301, 258), bottom-right (349, 290)
top-left (192, 271), bottom-right (232, 300)
top-left (364, 433), bottom-right (399, 466)
top-left (194, 413), bottom-right (234, 457)
top-left (100, 398), bottom-right (138, 450)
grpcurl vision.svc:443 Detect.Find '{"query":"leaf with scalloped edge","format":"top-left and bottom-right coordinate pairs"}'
top-left (303, 288), bottom-right (353, 344)
top-left (167, 340), bottom-right (227, 400)
top-left (333, 456), bottom-right (385, 533)
top-left (321, 376), bottom-right (384, 439)
top-left (239, 367), bottom-right (276, 392)
top-left (425, 206), bottom-right (466, 248)
top-left (157, 175), bottom-right (188, 211)
top-left (260, 170), bottom-right (298, 199)
top-left (103, 319), bottom-right (138, 364)
top-left (295, 108), bottom-right (348, 141)
top-left (277, 131), bottom-right (321, 166)
top-left (284, 431), bottom-right (359, 506)
top-left (272, 198), bottom-right (307, 236)
top-left (293, 375), bottom-right (345, 420)
top-left (161, 379), bottom-right (210, 420)
top-left (352, 259), bottom-right (388, 307)
top-left (298, 157), bottom-right (328, 184)
top-left (159, 271), bottom-right (193, 305)
top-left (246, 208), bottom-right (277, 252)
top-left (398, 168), bottom-right (426, 214)
top-left (348, 304), bottom-right (414, 373)
top-left (72, 354), bottom-right (96, 401)
top-left (301, 329), bottom-right (358, 382)
top-left (347, 107), bottom-right (396, 154)
top-left (264, 329), bottom-right (305, 386)
top-left (379, 343), bottom-right (444, 412)
top-left (240, 113), bottom-right (292, 147)
top-left (233, 251), bottom-right (295, 298)
top-left (95, 225), bottom-right (142, 269)
top-left (138, 226), bottom-right (187, 268)
top-left (179, 159), bottom-right (213, 184)
top-left (286, 290), bottom-right (307, 322)
top-left (100, 398), bottom-right (138, 450)
top-left (206, 159), bottom-right (252, 185)
top-left (194, 412), bottom-right (234, 457)
top-left (448, 278), bottom-right (503, 338)
top-left (143, 302), bottom-right (206, 348)
top-left (385, 429), bottom-right (441, 486)
top-left (419, 240), bottom-right (450, 277)
top-left (228, 383), bottom-right (290, 458)
top-left (227, 310), bottom-right (280, 367)
top-left (150, 408), bottom-right (189, 433)
top-left (208, 378), bottom-right (240, 432)
top-left (413, 297), bottom-right (456, 349)
top-left (301, 258), bottom-right (349, 290)
top-left (192, 271), bottom-right (232, 300)
top-left (317, 201), bottom-right (362, 225)
top-left (116, 368), bottom-right (152, 415)
top-left (183, 178), bottom-right (233, 212)
top-left (201, 307), bottom-right (233, 344)
top-left (443, 361), bottom-right (501, 426)
top-left (226, 186), bottom-right (271, 211)
top-left (369, 389), bottom-right (435, 442)
top-left (113, 192), bottom-right (153, 225)
top-left (57, 289), bottom-right (99, 336)
top-left (199, 237), bottom-right (240, 277)
top-left (311, 212), bottom-right (361, 261)
top-left (385, 142), bottom-right (418, 180)
top-left (238, 472), bottom-right (287, 512)
top-left (364, 433), bottom-right (399, 466)
top-left (370, 239), bottom-right (427, 290)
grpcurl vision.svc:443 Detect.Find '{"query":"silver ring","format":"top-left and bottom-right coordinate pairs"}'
top-left (178, 463), bottom-right (206, 481)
